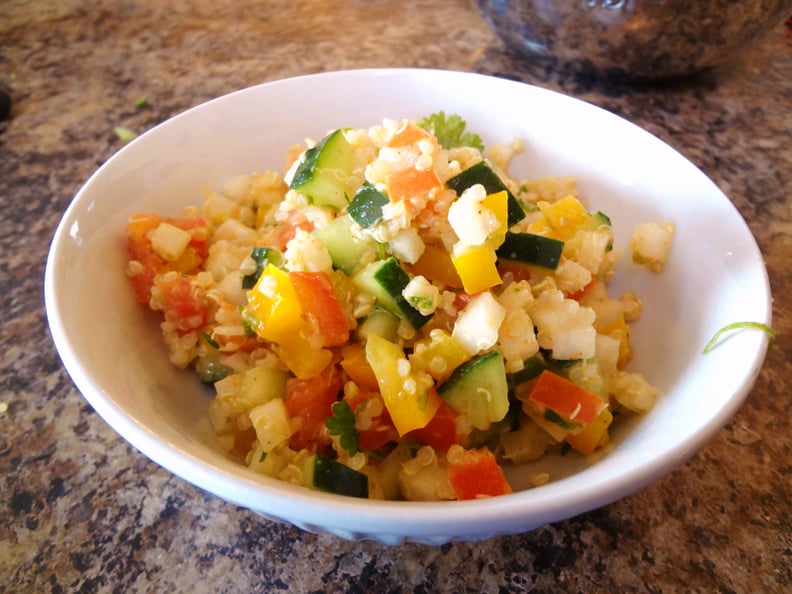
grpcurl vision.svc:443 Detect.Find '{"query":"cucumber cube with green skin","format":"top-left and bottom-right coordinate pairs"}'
top-left (242, 246), bottom-right (283, 289)
top-left (289, 129), bottom-right (354, 210)
top-left (497, 231), bottom-right (564, 270)
top-left (438, 350), bottom-right (509, 430)
top-left (305, 454), bottom-right (369, 498)
top-left (348, 182), bottom-right (390, 228)
top-left (446, 160), bottom-right (526, 228)
top-left (313, 214), bottom-right (370, 275)
top-left (506, 355), bottom-right (548, 389)
top-left (352, 257), bottom-right (432, 329)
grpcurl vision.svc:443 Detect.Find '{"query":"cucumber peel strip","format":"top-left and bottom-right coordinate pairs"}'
top-left (702, 321), bottom-right (775, 354)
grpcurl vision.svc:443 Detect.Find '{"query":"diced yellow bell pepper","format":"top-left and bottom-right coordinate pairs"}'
top-left (409, 329), bottom-right (470, 383)
top-left (365, 334), bottom-right (441, 436)
top-left (537, 195), bottom-right (590, 240)
top-left (411, 244), bottom-right (463, 288)
top-left (274, 335), bottom-right (333, 380)
top-left (245, 263), bottom-right (304, 344)
top-left (482, 190), bottom-right (509, 249)
top-left (565, 408), bottom-right (613, 455)
top-left (452, 244), bottom-right (501, 294)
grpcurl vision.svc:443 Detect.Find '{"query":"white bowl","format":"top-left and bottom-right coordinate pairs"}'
top-left (45, 69), bottom-right (772, 544)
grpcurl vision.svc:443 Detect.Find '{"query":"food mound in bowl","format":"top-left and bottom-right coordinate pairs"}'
top-left (124, 114), bottom-right (674, 501)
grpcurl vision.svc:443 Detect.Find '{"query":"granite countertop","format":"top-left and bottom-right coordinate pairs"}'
top-left (2, 1), bottom-right (790, 591)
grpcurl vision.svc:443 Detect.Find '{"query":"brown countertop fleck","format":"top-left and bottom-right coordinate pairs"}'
top-left (1, 1), bottom-right (790, 592)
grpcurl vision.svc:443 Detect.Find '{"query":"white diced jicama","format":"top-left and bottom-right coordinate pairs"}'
top-left (612, 370), bottom-right (659, 413)
top-left (630, 221), bottom-right (675, 272)
top-left (149, 222), bottom-right (191, 261)
top-left (388, 226), bottom-right (425, 264)
top-left (249, 398), bottom-right (294, 453)
top-left (452, 291), bottom-right (506, 355)
top-left (530, 288), bottom-right (596, 360)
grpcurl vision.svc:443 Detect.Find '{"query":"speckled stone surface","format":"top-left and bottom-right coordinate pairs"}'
top-left (1, 1), bottom-right (790, 592)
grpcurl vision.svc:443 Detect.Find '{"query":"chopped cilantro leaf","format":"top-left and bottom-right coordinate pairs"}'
top-left (326, 401), bottom-right (360, 456)
top-left (418, 111), bottom-right (484, 151)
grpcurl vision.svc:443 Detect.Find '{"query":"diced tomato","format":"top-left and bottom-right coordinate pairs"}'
top-left (127, 214), bottom-right (167, 303)
top-left (153, 274), bottom-right (209, 332)
top-left (452, 291), bottom-right (474, 311)
top-left (289, 271), bottom-right (350, 347)
top-left (448, 447), bottom-right (512, 500)
top-left (126, 214), bottom-right (208, 303)
top-left (284, 364), bottom-right (342, 452)
top-left (259, 211), bottom-right (313, 251)
top-left (528, 370), bottom-right (606, 425)
top-left (406, 399), bottom-right (461, 451)
top-left (496, 260), bottom-right (532, 283)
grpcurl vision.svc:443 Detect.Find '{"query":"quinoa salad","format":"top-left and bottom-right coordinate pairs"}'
top-left (125, 113), bottom-right (674, 500)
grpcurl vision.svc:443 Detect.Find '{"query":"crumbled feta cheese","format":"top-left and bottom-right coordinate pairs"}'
top-left (530, 287), bottom-right (596, 360)
top-left (452, 292), bottom-right (505, 355)
top-left (402, 275), bottom-right (440, 316)
top-left (448, 184), bottom-right (500, 247)
top-left (388, 227), bottom-right (425, 264)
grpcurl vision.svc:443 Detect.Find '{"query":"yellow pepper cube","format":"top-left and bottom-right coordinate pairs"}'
top-left (274, 336), bottom-right (333, 379)
top-left (246, 263), bottom-right (304, 344)
top-left (452, 244), bottom-right (502, 295)
top-left (565, 408), bottom-right (613, 455)
top-left (409, 329), bottom-right (470, 383)
top-left (537, 195), bottom-right (590, 239)
top-left (365, 334), bottom-right (441, 436)
top-left (482, 190), bottom-right (509, 249)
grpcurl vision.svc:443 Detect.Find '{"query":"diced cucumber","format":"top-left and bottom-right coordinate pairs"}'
top-left (497, 231), bottom-right (564, 270)
top-left (506, 355), bottom-right (548, 389)
top-left (438, 351), bottom-right (509, 430)
top-left (579, 211), bottom-right (613, 251)
top-left (313, 214), bottom-right (370, 275)
top-left (446, 161), bottom-right (526, 228)
top-left (581, 211), bottom-right (612, 230)
top-left (195, 351), bottom-right (231, 384)
top-left (357, 308), bottom-right (400, 342)
top-left (352, 257), bottom-right (432, 329)
top-left (289, 129), bottom-right (354, 210)
top-left (238, 365), bottom-right (289, 409)
top-left (304, 454), bottom-right (369, 498)
top-left (242, 246), bottom-right (283, 289)
top-left (347, 182), bottom-right (389, 228)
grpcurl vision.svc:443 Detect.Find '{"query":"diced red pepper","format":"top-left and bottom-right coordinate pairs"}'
top-left (406, 399), bottom-right (461, 451)
top-left (344, 390), bottom-right (398, 452)
top-left (283, 364), bottom-right (342, 453)
top-left (289, 271), bottom-right (350, 347)
top-left (448, 447), bottom-right (512, 500)
top-left (528, 370), bottom-right (606, 425)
